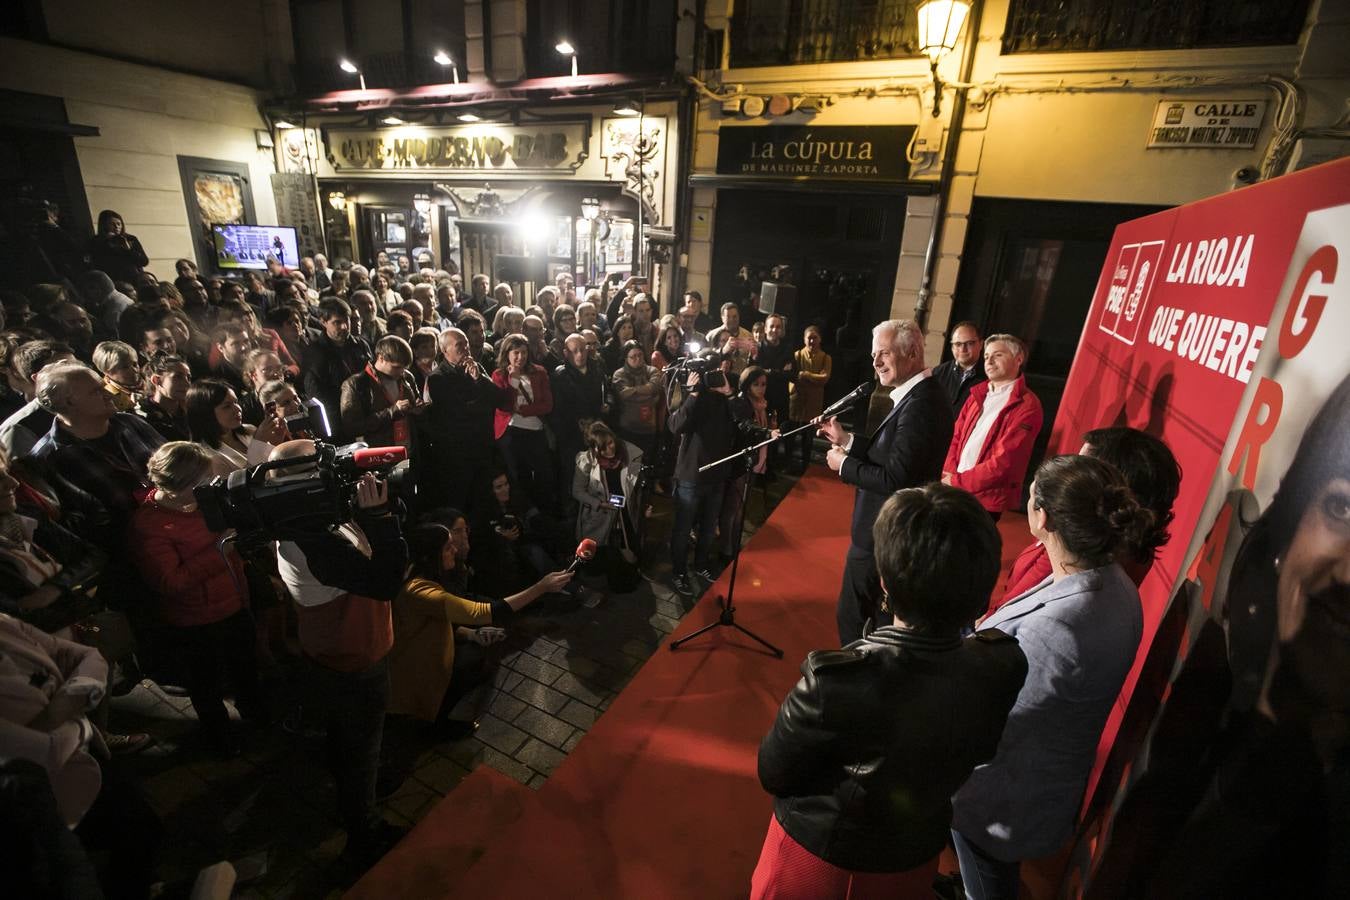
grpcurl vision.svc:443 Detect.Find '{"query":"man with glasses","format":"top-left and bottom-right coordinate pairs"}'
top-left (932, 321), bottom-right (987, 416)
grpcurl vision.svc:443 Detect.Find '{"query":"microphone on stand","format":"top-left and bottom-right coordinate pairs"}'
top-left (815, 382), bottom-right (876, 422)
top-left (565, 538), bottom-right (599, 574)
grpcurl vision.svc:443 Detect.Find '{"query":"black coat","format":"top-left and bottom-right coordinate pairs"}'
top-left (301, 333), bottom-right (371, 430)
top-left (423, 360), bottom-right (507, 463)
top-left (668, 390), bottom-right (767, 485)
top-left (758, 626), bottom-right (1027, 872)
top-left (550, 362), bottom-right (607, 453)
top-left (840, 377), bottom-right (953, 552)
top-left (931, 358), bottom-right (988, 418)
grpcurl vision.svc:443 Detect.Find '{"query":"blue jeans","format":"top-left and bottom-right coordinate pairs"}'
top-left (670, 479), bottom-right (724, 577)
top-left (951, 829), bottom-right (1021, 900)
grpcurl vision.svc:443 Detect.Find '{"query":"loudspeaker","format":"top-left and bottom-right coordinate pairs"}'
top-left (759, 281), bottom-right (797, 321)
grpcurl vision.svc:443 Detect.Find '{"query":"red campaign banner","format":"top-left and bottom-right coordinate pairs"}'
top-left (1044, 156), bottom-right (1350, 895)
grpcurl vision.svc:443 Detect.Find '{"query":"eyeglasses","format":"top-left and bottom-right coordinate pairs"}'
top-left (951, 340), bottom-right (979, 349)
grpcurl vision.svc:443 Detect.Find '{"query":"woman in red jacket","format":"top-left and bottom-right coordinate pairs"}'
top-left (491, 334), bottom-right (556, 513)
top-left (130, 441), bottom-right (265, 755)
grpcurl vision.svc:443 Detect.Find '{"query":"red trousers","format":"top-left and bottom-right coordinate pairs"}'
top-left (750, 815), bottom-right (940, 900)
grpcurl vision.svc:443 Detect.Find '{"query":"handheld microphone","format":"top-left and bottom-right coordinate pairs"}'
top-left (817, 382), bottom-right (875, 420)
top-left (565, 538), bottom-right (598, 573)
top-left (350, 446), bottom-right (409, 469)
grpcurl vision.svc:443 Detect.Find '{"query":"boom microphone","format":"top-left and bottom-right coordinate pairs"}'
top-left (817, 382), bottom-right (875, 421)
top-left (565, 538), bottom-right (598, 573)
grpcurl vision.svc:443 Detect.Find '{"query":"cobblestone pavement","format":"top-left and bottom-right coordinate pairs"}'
top-left (113, 466), bottom-right (807, 898)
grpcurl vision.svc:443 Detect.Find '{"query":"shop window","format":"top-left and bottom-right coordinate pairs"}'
top-left (1003, 0), bottom-right (1311, 54)
top-left (729, 0), bottom-right (922, 68)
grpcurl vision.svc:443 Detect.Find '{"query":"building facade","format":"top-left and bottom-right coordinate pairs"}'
top-left (685, 0), bottom-right (1350, 424)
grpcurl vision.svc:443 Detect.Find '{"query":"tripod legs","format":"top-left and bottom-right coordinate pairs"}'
top-left (668, 594), bottom-right (783, 657)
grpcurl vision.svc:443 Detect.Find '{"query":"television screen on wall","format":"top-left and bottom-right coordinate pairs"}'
top-left (212, 223), bottom-right (300, 270)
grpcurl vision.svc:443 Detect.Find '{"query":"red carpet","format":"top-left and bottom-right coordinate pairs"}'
top-left (352, 468), bottom-right (1036, 898)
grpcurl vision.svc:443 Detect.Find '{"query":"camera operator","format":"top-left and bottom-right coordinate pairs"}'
top-left (269, 439), bottom-right (408, 871)
top-left (667, 358), bottom-right (776, 597)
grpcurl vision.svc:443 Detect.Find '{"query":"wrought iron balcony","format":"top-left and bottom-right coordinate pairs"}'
top-left (729, 0), bottom-right (922, 68)
top-left (1002, 0), bottom-right (1311, 54)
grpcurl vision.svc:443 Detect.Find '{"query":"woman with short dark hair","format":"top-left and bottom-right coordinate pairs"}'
top-left (754, 484), bottom-right (1028, 898)
top-left (612, 340), bottom-right (662, 458)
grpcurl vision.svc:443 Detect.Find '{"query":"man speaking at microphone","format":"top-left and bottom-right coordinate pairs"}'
top-left (819, 319), bottom-right (954, 645)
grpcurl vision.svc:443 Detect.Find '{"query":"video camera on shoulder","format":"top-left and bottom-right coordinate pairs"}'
top-left (194, 441), bottom-right (413, 540)
top-left (675, 351), bottom-right (728, 392)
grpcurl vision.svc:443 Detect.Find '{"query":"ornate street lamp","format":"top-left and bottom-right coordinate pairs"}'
top-left (916, 0), bottom-right (971, 117)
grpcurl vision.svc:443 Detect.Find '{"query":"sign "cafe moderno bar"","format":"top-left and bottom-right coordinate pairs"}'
top-left (326, 122), bottom-right (590, 173)
top-left (716, 125), bottom-right (915, 182)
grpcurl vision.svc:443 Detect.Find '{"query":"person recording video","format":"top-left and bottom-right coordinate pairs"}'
top-left (667, 355), bottom-right (776, 598)
top-left (268, 438), bottom-right (409, 872)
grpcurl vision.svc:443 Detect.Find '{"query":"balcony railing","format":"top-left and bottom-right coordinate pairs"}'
top-left (1002, 0), bottom-right (1310, 54)
top-left (729, 0), bottom-right (922, 68)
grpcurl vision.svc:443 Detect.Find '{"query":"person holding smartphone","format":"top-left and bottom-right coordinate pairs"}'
top-left (573, 421), bottom-right (644, 550)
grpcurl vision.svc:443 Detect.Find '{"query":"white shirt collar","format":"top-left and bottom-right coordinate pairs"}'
top-left (987, 379), bottom-right (1015, 396)
top-left (888, 369), bottom-right (927, 407)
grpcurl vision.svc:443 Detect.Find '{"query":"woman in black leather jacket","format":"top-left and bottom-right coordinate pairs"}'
top-left (752, 484), bottom-right (1028, 898)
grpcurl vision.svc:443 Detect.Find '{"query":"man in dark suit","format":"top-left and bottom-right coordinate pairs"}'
top-left (820, 319), bottom-right (955, 645)
top-left (423, 326), bottom-right (507, 518)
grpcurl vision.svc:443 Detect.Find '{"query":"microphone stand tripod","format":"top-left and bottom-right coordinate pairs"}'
top-left (668, 386), bottom-right (872, 657)
top-left (667, 416), bottom-right (816, 659)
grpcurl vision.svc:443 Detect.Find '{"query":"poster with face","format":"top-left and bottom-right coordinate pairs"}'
top-left (1063, 159), bottom-right (1350, 897)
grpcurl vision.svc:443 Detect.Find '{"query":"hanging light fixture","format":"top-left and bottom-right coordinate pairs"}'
top-left (338, 58), bottom-right (366, 90)
top-left (433, 50), bottom-right (460, 84)
top-left (612, 100), bottom-right (641, 117)
top-left (329, 191), bottom-right (347, 212)
top-left (916, 0), bottom-right (971, 117)
top-left (413, 193), bottom-right (432, 215)
top-left (580, 197), bottom-right (601, 221)
top-left (556, 39), bottom-right (578, 78)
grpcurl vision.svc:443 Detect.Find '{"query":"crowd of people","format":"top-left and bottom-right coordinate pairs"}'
top-left (4, 204), bottom-right (1223, 900)
top-left (0, 207), bottom-right (858, 895)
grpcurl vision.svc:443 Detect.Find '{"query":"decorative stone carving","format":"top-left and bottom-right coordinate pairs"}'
top-left (602, 116), bottom-right (667, 225)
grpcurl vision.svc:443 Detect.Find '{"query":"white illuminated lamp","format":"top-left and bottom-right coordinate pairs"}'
top-left (916, 0), bottom-right (970, 117)
top-left (274, 119), bottom-right (297, 129)
top-left (329, 191), bottom-right (347, 212)
top-left (413, 193), bottom-right (431, 215)
top-left (612, 100), bottom-right (640, 117)
top-left (382, 115), bottom-right (405, 125)
top-left (580, 197), bottom-right (601, 221)
top-left (556, 39), bottom-right (578, 78)
top-left (433, 50), bottom-right (460, 84)
top-left (339, 58), bottom-right (366, 91)
top-left (457, 112), bottom-right (481, 123)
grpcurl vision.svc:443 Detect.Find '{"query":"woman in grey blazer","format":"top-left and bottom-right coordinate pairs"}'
top-left (950, 454), bottom-right (1155, 900)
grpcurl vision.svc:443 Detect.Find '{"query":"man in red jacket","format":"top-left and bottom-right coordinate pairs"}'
top-left (941, 334), bottom-right (1043, 522)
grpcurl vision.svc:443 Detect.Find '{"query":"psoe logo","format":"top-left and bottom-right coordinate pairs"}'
top-left (1100, 240), bottom-right (1166, 346)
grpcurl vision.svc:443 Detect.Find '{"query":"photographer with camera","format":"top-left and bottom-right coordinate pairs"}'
top-left (268, 439), bottom-right (408, 872)
top-left (667, 355), bottom-right (775, 597)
